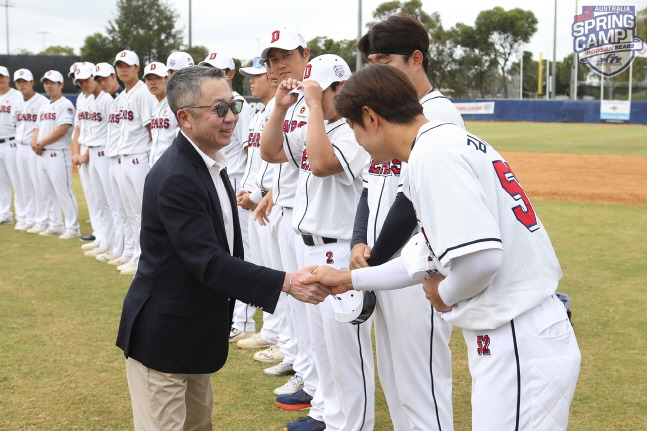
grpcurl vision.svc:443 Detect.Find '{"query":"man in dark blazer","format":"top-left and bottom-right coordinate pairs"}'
top-left (116, 66), bottom-right (331, 431)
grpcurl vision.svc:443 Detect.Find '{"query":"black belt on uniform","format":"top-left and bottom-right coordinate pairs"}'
top-left (261, 189), bottom-right (268, 197)
top-left (302, 235), bottom-right (337, 246)
top-left (0, 137), bottom-right (15, 143)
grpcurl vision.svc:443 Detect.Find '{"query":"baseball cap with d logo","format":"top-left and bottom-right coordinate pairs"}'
top-left (261, 27), bottom-right (307, 60)
top-left (13, 68), bottom-right (34, 81)
top-left (113, 50), bottom-right (139, 66)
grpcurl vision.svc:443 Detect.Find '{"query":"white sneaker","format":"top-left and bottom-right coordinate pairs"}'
top-left (81, 239), bottom-right (101, 250)
top-left (117, 262), bottom-right (131, 271)
top-left (84, 247), bottom-right (106, 256)
top-left (264, 361), bottom-right (295, 377)
top-left (59, 231), bottom-right (81, 239)
top-left (96, 251), bottom-right (117, 263)
top-left (15, 221), bottom-right (31, 231)
top-left (253, 345), bottom-right (284, 363)
top-left (237, 333), bottom-right (274, 350)
top-left (229, 328), bottom-right (256, 343)
top-left (120, 262), bottom-right (138, 276)
top-left (108, 256), bottom-right (128, 266)
top-left (274, 375), bottom-right (304, 395)
top-left (39, 227), bottom-right (64, 236)
top-left (26, 224), bottom-right (46, 234)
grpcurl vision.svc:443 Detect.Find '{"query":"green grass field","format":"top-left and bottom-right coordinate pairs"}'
top-left (0, 122), bottom-right (646, 430)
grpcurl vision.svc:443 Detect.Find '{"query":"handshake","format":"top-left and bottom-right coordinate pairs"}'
top-left (285, 266), bottom-right (354, 304)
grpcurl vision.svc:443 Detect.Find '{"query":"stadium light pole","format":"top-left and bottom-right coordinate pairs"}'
top-left (552, 0), bottom-right (558, 99)
top-left (3, 0), bottom-right (13, 55)
top-left (37, 31), bottom-right (49, 51)
top-left (188, 0), bottom-right (192, 49)
top-left (356, 0), bottom-right (362, 71)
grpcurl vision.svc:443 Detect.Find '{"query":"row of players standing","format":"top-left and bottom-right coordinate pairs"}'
top-left (227, 16), bottom-right (465, 431)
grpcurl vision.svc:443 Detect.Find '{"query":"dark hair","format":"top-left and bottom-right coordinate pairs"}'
top-left (334, 64), bottom-right (422, 127)
top-left (330, 81), bottom-right (341, 91)
top-left (166, 66), bottom-right (225, 115)
top-left (358, 13), bottom-right (430, 73)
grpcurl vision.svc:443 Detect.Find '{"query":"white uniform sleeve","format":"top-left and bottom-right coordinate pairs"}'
top-left (437, 248), bottom-right (503, 306)
top-left (351, 256), bottom-right (423, 291)
top-left (137, 89), bottom-right (156, 126)
top-left (330, 124), bottom-right (367, 186)
top-left (235, 103), bottom-right (255, 148)
top-left (56, 101), bottom-right (75, 126)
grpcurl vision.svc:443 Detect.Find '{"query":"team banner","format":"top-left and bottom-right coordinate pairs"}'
top-left (454, 102), bottom-right (495, 115)
top-left (572, 5), bottom-right (644, 77)
top-left (600, 100), bottom-right (631, 122)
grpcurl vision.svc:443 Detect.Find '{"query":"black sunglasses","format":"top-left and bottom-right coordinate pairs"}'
top-left (180, 99), bottom-right (244, 117)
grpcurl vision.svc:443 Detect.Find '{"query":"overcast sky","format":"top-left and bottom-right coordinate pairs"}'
top-left (3, 0), bottom-right (647, 64)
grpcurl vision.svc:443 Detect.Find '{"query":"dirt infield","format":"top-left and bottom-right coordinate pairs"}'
top-left (501, 152), bottom-right (647, 207)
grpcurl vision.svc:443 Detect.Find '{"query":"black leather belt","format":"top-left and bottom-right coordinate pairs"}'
top-left (302, 235), bottom-right (337, 246)
top-left (261, 189), bottom-right (268, 197)
top-left (0, 137), bottom-right (15, 143)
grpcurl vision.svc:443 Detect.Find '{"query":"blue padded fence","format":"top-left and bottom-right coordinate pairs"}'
top-left (454, 99), bottom-right (647, 124)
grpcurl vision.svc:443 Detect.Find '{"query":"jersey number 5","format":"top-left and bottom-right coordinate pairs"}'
top-left (492, 161), bottom-right (539, 232)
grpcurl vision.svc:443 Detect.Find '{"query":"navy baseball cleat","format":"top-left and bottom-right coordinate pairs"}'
top-left (276, 389), bottom-right (313, 410)
top-left (283, 416), bottom-right (325, 431)
top-left (80, 234), bottom-right (96, 241)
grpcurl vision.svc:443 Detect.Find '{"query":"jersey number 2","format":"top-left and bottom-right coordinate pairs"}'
top-left (325, 251), bottom-right (334, 264)
top-left (493, 161), bottom-right (538, 232)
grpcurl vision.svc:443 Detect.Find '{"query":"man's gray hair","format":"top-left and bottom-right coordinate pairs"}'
top-left (166, 66), bottom-right (225, 115)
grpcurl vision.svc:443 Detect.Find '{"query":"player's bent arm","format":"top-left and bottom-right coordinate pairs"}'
top-left (435, 248), bottom-right (503, 306)
top-left (39, 124), bottom-right (72, 147)
top-left (368, 192), bottom-right (418, 266)
top-left (305, 105), bottom-right (343, 177)
top-left (260, 103), bottom-right (289, 163)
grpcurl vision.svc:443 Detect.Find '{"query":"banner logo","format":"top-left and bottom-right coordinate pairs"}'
top-left (572, 6), bottom-right (644, 77)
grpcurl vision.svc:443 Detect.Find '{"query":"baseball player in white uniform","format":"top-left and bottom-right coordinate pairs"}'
top-left (144, 62), bottom-right (178, 167)
top-left (348, 14), bottom-right (464, 430)
top-left (263, 54), bottom-right (370, 431)
top-left (73, 62), bottom-right (115, 250)
top-left (94, 62), bottom-right (128, 266)
top-left (166, 51), bottom-right (194, 76)
top-left (31, 70), bottom-right (79, 238)
top-left (13, 68), bottom-right (49, 232)
top-left (113, 50), bottom-right (156, 275)
top-left (0, 66), bottom-right (22, 225)
top-left (230, 58), bottom-right (277, 343)
top-left (312, 64), bottom-right (582, 431)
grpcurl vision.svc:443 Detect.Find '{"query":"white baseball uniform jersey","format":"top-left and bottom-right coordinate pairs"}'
top-left (284, 118), bottom-right (366, 239)
top-left (404, 121), bottom-right (579, 430)
top-left (35, 97), bottom-right (79, 233)
top-left (0, 87), bottom-right (21, 221)
top-left (240, 98), bottom-right (275, 201)
top-left (15, 92), bottom-right (48, 225)
top-left (148, 96), bottom-right (178, 167)
top-left (116, 80), bottom-right (155, 156)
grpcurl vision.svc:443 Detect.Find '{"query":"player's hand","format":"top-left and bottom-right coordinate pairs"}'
top-left (275, 78), bottom-right (301, 109)
top-left (287, 266), bottom-right (334, 304)
top-left (349, 243), bottom-right (371, 269)
top-left (72, 154), bottom-right (80, 165)
top-left (32, 142), bottom-right (43, 155)
top-left (301, 80), bottom-right (323, 109)
top-left (422, 272), bottom-right (453, 313)
top-left (304, 266), bottom-right (354, 294)
top-left (253, 192), bottom-right (273, 226)
top-left (236, 191), bottom-right (257, 211)
top-left (78, 152), bottom-right (89, 164)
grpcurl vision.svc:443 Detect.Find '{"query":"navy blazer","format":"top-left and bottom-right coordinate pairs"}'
top-left (116, 132), bottom-right (285, 374)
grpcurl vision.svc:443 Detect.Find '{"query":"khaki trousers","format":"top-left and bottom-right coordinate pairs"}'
top-left (125, 358), bottom-right (213, 431)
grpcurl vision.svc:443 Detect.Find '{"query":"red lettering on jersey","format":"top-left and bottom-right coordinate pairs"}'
top-left (390, 159), bottom-right (401, 175)
top-left (40, 112), bottom-right (57, 121)
top-left (271, 30), bottom-right (280, 43)
top-left (326, 251), bottom-right (334, 264)
top-left (303, 64), bottom-right (312, 79)
top-left (492, 160), bottom-right (538, 232)
top-left (0, 105), bottom-right (11, 113)
top-left (300, 148), bottom-right (311, 171)
top-left (477, 335), bottom-right (491, 356)
top-left (247, 132), bottom-right (260, 148)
